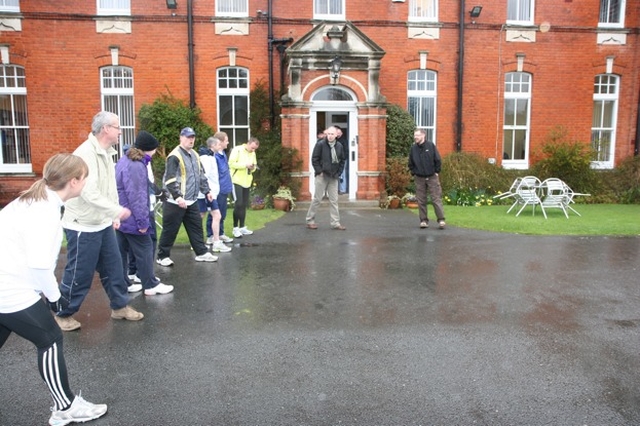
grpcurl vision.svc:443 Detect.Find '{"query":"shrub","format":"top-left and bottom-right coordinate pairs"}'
top-left (250, 80), bottom-right (302, 202)
top-left (385, 104), bottom-right (416, 158)
top-left (439, 152), bottom-right (516, 200)
top-left (530, 126), bottom-right (599, 196)
top-left (603, 155), bottom-right (640, 204)
top-left (385, 157), bottom-right (412, 196)
top-left (138, 90), bottom-right (213, 179)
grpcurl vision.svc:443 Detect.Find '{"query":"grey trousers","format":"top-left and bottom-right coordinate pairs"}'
top-left (306, 174), bottom-right (341, 227)
top-left (415, 174), bottom-right (445, 223)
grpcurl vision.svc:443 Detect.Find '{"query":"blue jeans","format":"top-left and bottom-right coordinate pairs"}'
top-left (60, 227), bottom-right (130, 316)
top-left (128, 209), bottom-right (157, 274)
top-left (117, 231), bottom-right (159, 290)
top-left (217, 192), bottom-right (229, 237)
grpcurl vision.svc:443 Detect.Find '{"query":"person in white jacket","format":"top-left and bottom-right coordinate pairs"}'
top-left (0, 153), bottom-right (108, 426)
top-left (198, 136), bottom-right (231, 253)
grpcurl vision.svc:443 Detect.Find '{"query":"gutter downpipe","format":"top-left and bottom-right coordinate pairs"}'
top-left (456, 0), bottom-right (465, 152)
top-left (188, 0), bottom-right (196, 108)
top-left (635, 83), bottom-right (640, 156)
top-left (268, 0), bottom-right (275, 126)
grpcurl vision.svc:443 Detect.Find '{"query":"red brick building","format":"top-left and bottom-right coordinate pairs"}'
top-left (0, 0), bottom-right (638, 203)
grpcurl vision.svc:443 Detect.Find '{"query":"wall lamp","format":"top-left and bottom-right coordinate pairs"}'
top-left (166, 0), bottom-right (177, 9)
top-left (329, 56), bottom-right (343, 84)
top-left (469, 6), bottom-right (483, 18)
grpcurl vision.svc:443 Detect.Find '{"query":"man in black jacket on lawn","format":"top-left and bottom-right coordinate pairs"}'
top-left (408, 128), bottom-right (446, 229)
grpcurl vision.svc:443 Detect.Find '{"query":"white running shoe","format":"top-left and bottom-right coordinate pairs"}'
top-left (127, 274), bottom-right (142, 283)
top-left (144, 283), bottom-right (175, 295)
top-left (127, 283), bottom-right (143, 293)
top-left (156, 257), bottom-right (174, 267)
top-left (205, 236), bottom-right (214, 246)
top-left (195, 252), bottom-right (218, 262)
top-left (49, 394), bottom-right (107, 426)
top-left (219, 234), bottom-right (234, 243)
top-left (239, 227), bottom-right (253, 235)
top-left (212, 241), bottom-right (232, 253)
top-left (232, 227), bottom-right (243, 238)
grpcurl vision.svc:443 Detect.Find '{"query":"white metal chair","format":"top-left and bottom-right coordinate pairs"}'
top-left (493, 177), bottom-right (522, 200)
top-left (561, 181), bottom-right (591, 216)
top-left (540, 178), bottom-right (569, 218)
top-left (507, 176), bottom-right (546, 218)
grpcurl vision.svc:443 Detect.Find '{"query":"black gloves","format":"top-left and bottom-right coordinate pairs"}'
top-left (48, 295), bottom-right (69, 314)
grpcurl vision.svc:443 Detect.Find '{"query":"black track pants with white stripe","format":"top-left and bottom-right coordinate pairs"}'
top-left (0, 299), bottom-right (74, 411)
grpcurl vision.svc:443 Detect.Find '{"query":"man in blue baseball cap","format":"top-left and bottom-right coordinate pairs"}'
top-left (156, 127), bottom-right (218, 265)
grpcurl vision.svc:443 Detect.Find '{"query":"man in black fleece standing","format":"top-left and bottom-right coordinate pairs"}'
top-left (408, 128), bottom-right (446, 229)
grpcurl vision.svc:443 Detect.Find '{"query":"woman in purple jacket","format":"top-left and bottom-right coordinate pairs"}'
top-left (115, 132), bottom-right (174, 296)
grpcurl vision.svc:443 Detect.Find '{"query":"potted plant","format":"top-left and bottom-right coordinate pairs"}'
top-left (250, 194), bottom-right (266, 210)
top-left (402, 192), bottom-right (418, 209)
top-left (382, 194), bottom-right (402, 209)
top-left (272, 186), bottom-right (296, 211)
top-left (384, 157), bottom-right (411, 209)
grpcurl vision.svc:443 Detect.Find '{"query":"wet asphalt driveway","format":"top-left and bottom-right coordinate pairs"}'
top-left (1, 206), bottom-right (639, 425)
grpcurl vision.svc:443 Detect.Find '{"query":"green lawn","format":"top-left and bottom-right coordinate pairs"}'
top-left (169, 208), bottom-right (285, 245)
top-left (436, 204), bottom-right (640, 236)
top-left (167, 204), bottom-right (640, 243)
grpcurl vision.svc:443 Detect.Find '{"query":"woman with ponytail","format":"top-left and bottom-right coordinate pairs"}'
top-left (0, 153), bottom-right (108, 425)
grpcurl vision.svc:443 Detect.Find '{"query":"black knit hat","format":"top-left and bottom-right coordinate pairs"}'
top-left (134, 131), bottom-right (159, 151)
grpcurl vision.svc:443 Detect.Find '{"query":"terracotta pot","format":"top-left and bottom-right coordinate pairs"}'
top-left (251, 203), bottom-right (266, 210)
top-left (405, 201), bottom-right (419, 209)
top-left (273, 197), bottom-right (291, 212)
top-left (388, 198), bottom-right (401, 209)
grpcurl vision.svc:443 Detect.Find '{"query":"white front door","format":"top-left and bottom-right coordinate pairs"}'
top-left (309, 105), bottom-right (358, 200)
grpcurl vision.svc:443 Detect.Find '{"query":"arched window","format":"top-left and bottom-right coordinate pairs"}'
top-left (218, 67), bottom-right (249, 147)
top-left (503, 72), bottom-right (532, 168)
top-left (312, 87), bottom-right (354, 101)
top-left (407, 70), bottom-right (437, 143)
top-left (101, 66), bottom-right (134, 157)
top-left (591, 74), bottom-right (619, 169)
top-left (0, 65), bottom-right (31, 172)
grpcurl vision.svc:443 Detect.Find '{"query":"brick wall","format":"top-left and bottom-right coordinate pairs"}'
top-left (0, 0), bottom-right (638, 203)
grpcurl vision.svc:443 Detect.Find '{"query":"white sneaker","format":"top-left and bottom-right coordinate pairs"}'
top-left (232, 227), bottom-right (243, 238)
top-left (205, 236), bottom-right (214, 246)
top-left (219, 234), bottom-right (234, 243)
top-left (49, 394), bottom-right (107, 426)
top-left (239, 227), bottom-right (253, 235)
top-left (127, 283), bottom-right (142, 293)
top-left (144, 283), bottom-right (174, 295)
top-left (195, 252), bottom-right (218, 262)
top-left (127, 274), bottom-right (142, 283)
top-left (212, 241), bottom-right (232, 253)
top-left (156, 257), bottom-right (174, 267)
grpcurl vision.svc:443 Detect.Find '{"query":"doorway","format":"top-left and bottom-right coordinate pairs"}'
top-left (309, 87), bottom-right (358, 200)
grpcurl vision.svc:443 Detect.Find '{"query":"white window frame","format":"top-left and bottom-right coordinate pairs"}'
top-left (502, 72), bottom-right (532, 170)
top-left (100, 66), bottom-right (134, 158)
top-left (0, 0), bottom-right (19, 13)
top-left (591, 74), bottom-right (619, 169)
top-left (407, 70), bottom-right (437, 144)
top-left (215, 0), bottom-right (248, 17)
top-left (598, 0), bottom-right (626, 28)
top-left (97, 0), bottom-right (130, 16)
top-left (0, 65), bottom-right (31, 173)
top-left (408, 0), bottom-right (438, 22)
top-left (507, 0), bottom-right (534, 25)
top-left (314, 0), bottom-right (346, 21)
top-left (217, 67), bottom-right (250, 148)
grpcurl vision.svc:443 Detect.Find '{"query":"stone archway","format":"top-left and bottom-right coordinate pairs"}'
top-left (280, 22), bottom-right (387, 201)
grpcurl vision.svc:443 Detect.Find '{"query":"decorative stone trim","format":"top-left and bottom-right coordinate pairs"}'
top-left (0, 13), bottom-right (22, 32)
top-left (96, 17), bottom-right (131, 34)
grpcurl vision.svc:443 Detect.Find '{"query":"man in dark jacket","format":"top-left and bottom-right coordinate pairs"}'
top-left (305, 126), bottom-right (346, 230)
top-left (408, 128), bottom-right (446, 229)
